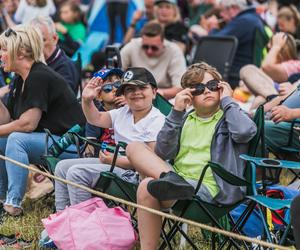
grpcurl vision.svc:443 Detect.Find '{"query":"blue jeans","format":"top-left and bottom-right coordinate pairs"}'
top-left (0, 132), bottom-right (77, 208)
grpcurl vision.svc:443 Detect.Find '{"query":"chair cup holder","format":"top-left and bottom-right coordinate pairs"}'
top-left (260, 158), bottom-right (282, 167)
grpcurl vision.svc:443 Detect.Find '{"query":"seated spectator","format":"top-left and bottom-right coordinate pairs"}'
top-left (277, 4), bottom-right (300, 41)
top-left (240, 32), bottom-right (300, 110)
top-left (84, 67), bottom-right (124, 156)
top-left (54, 67), bottom-right (165, 211)
top-left (55, 1), bottom-right (86, 57)
top-left (154, 0), bottom-right (189, 53)
top-left (126, 62), bottom-right (257, 249)
top-left (14, 0), bottom-right (56, 24)
top-left (209, 0), bottom-right (265, 88)
top-left (121, 21), bottom-right (186, 100)
top-left (0, 25), bottom-right (85, 216)
top-left (123, 0), bottom-right (155, 44)
top-left (30, 16), bottom-right (80, 93)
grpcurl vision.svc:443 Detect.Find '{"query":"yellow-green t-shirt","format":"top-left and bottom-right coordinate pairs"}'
top-left (173, 110), bottom-right (223, 197)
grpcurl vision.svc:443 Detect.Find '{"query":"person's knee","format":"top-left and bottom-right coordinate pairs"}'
top-left (6, 132), bottom-right (26, 151)
top-left (240, 64), bottom-right (258, 80)
top-left (137, 178), bottom-right (156, 205)
top-left (55, 161), bottom-right (67, 178)
top-left (126, 142), bottom-right (146, 160)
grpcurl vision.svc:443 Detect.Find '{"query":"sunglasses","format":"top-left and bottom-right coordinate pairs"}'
top-left (5, 28), bottom-right (17, 37)
top-left (142, 44), bottom-right (160, 52)
top-left (101, 81), bottom-right (121, 93)
top-left (191, 79), bottom-right (219, 96)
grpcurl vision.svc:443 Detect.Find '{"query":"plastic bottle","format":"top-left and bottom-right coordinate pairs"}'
top-left (48, 124), bottom-right (82, 157)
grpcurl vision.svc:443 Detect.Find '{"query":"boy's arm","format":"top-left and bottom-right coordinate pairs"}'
top-left (154, 109), bottom-right (185, 160)
top-left (221, 96), bottom-right (257, 143)
top-left (155, 88), bottom-right (193, 160)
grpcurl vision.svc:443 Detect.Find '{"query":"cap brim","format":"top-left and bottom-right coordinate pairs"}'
top-left (155, 0), bottom-right (174, 5)
top-left (116, 80), bottom-right (147, 96)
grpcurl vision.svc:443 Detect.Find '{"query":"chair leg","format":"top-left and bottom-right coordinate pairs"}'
top-left (279, 223), bottom-right (291, 246)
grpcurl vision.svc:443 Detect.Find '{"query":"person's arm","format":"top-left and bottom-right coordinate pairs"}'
top-left (261, 33), bottom-right (288, 82)
top-left (166, 44), bottom-right (186, 99)
top-left (0, 108), bottom-right (41, 136)
top-left (120, 42), bottom-right (132, 70)
top-left (0, 99), bottom-right (10, 125)
top-left (82, 78), bottom-right (112, 128)
top-left (270, 106), bottom-right (300, 123)
top-left (219, 82), bottom-right (257, 143)
top-left (155, 88), bottom-right (193, 160)
top-left (264, 94), bottom-right (288, 112)
top-left (157, 87), bottom-right (182, 100)
top-left (123, 10), bottom-right (143, 44)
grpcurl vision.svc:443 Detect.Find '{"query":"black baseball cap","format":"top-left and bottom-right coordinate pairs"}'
top-left (116, 67), bottom-right (157, 96)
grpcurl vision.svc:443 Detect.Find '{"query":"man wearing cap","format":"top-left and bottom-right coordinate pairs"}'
top-left (54, 67), bottom-right (166, 211)
top-left (120, 21), bottom-right (186, 100)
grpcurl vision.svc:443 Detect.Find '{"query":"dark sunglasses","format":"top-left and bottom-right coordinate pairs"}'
top-left (5, 28), bottom-right (17, 37)
top-left (142, 44), bottom-right (160, 52)
top-left (101, 81), bottom-right (121, 93)
top-left (191, 79), bottom-right (219, 96)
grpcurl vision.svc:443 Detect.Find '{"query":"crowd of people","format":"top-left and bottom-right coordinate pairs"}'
top-left (0, 0), bottom-right (300, 249)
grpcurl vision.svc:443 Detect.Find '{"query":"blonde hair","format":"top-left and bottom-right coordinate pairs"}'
top-left (0, 25), bottom-right (45, 64)
top-left (181, 62), bottom-right (222, 88)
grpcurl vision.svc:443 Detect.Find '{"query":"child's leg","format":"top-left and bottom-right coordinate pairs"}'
top-left (65, 163), bottom-right (127, 205)
top-left (126, 142), bottom-right (170, 178)
top-left (137, 178), bottom-right (174, 250)
top-left (55, 158), bottom-right (100, 211)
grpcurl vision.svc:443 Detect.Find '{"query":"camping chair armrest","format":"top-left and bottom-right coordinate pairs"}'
top-left (240, 154), bottom-right (300, 170)
top-left (195, 161), bottom-right (250, 193)
top-left (207, 161), bottom-right (250, 186)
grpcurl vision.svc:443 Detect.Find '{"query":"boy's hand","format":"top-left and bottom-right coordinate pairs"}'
top-left (174, 88), bottom-right (193, 112)
top-left (218, 81), bottom-right (233, 99)
top-left (114, 96), bottom-right (127, 107)
top-left (99, 150), bottom-right (113, 165)
top-left (82, 77), bottom-right (103, 102)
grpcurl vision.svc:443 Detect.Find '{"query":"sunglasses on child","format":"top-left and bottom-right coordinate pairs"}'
top-left (101, 81), bottom-right (121, 93)
top-left (191, 79), bottom-right (219, 96)
top-left (142, 44), bottom-right (160, 52)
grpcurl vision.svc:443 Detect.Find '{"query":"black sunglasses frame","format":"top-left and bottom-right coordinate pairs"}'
top-left (191, 79), bottom-right (219, 96)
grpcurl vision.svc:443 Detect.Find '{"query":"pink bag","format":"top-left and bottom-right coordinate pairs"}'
top-left (42, 197), bottom-right (137, 250)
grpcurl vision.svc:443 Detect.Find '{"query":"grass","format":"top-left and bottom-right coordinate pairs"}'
top-left (0, 170), bottom-right (297, 249)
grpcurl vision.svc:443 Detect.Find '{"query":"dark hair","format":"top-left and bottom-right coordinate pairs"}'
top-left (60, 1), bottom-right (84, 23)
top-left (36, 0), bottom-right (47, 7)
top-left (141, 21), bottom-right (164, 40)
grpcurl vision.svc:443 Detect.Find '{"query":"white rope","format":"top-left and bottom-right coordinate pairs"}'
top-left (0, 155), bottom-right (291, 250)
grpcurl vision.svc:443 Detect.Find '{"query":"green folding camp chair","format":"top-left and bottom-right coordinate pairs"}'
top-left (158, 105), bottom-right (266, 250)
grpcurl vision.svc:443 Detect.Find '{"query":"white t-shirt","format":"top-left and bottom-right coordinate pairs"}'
top-left (108, 105), bottom-right (165, 144)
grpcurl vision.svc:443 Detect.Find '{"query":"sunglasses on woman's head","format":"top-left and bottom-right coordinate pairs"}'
top-left (191, 79), bottom-right (219, 96)
top-left (101, 81), bottom-right (121, 93)
top-left (5, 28), bottom-right (17, 37)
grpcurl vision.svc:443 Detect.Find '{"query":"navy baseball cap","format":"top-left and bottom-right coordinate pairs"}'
top-left (93, 68), bottom-right (124, 80)
top-left (116, 67), bottom-right (157, 96)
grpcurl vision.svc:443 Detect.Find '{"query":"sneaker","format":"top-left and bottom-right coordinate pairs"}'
top-left (3, 205), bottom-right (23, 217)
top-left (147, 172), bottom-right (195, 201)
